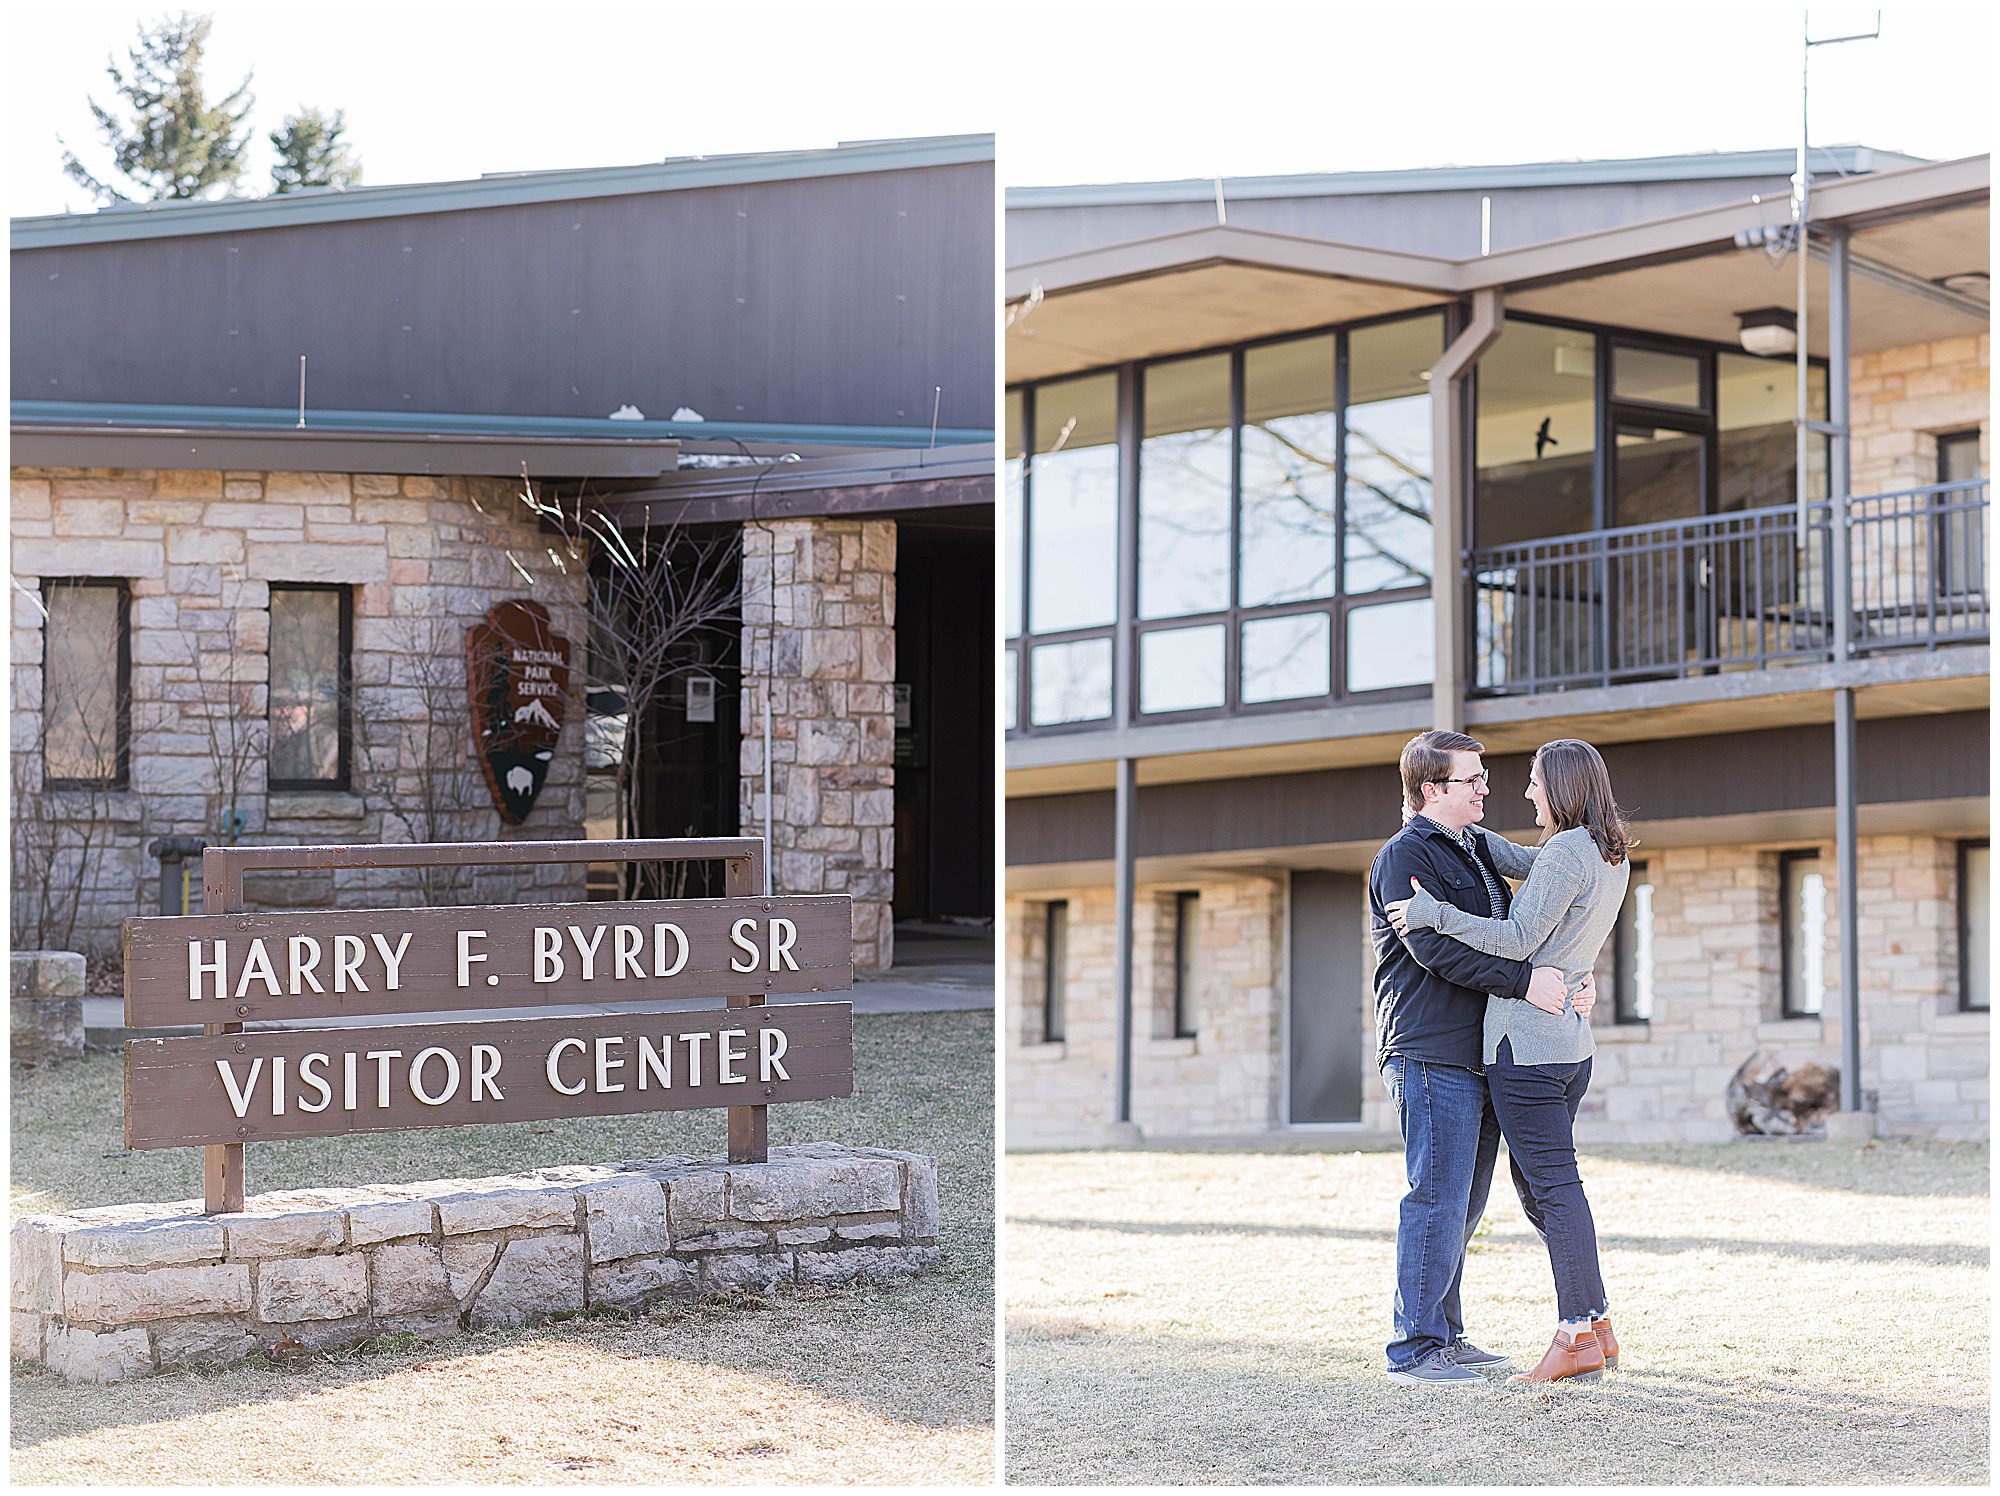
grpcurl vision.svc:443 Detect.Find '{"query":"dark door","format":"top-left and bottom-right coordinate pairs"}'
top-left (1288, 870), bottom-right (1367, 1124)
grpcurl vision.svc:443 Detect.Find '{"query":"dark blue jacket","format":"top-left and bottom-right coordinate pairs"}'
top-left (1368, 817), bottom-right (1534, 1071)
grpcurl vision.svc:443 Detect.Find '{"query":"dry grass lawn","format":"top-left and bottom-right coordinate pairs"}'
top-left (1005, 1140), bottom-right (1987, 1486)
top-left (10, 1010), bottom-right (995, 1485)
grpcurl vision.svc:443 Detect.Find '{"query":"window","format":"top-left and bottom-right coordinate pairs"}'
top-left (267, 584), bottom-right (351, 790)
top-left (1779, 850), bottom-right (1826, 1019)
top-left (1960, 840), bottom-right (1989, 1013)
top-left (41, 579), bottom-right (129, 789)
top-left (1609, 861), bottom-right (1653, 1024)
top-left (1042, 901), bottom-right (1069, 1043)
top-left (1936, 430), bottom-right (1985, 600)
top-left (1171, 891), bottom-right (1199, 1039)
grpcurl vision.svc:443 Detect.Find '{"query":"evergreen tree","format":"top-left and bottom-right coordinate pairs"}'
top-left (270, 107), bottom-right (362, 194)
top-left (58, 13), bottom-right (255, 205)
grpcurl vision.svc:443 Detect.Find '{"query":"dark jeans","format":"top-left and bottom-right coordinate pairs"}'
top-left (1380, 1055), bottom-right (1526, 1371)
top-left (1487, 1038), bottom-right (1608, 1323)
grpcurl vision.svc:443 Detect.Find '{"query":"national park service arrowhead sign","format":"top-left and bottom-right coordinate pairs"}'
top-left (466, 600), bottom-right (570, 824)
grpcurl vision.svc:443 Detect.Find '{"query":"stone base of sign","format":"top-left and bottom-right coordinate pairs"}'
top-left (10, 951), bottom-right (86, 1066)
top-left (10, 1144), bottom-right (941, 1382)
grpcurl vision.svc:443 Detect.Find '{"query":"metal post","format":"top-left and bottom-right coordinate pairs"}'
top-left (1834, 686), bottom-right (1862, 1113)
top-left (1428, 288), bottom-right (1505, 730)
top-left (1111, 755), bottom-right (1137, 1130)
top-left (1828, 224), bottom-right (1853, 660)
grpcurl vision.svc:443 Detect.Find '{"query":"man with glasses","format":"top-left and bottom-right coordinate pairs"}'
top-left (1372, 729), bottom-right (1594, 1386)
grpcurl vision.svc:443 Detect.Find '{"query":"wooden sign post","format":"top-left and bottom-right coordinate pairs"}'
top-left (123, 838), bottom-right (851, 1213)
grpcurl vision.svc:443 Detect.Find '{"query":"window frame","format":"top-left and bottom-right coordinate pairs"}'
top-left (1171, 890), bottom-right (1200, 1039)
top-left (1958, 837), bottom-right (1989, 1015)
top-left (1609, 858), bottom-right (1651, 1026)
top-left (39, 577), bottom-right (131, 791)
top-left (266, 582), bottom-right (354, 793)
top-left (1778, 848), bottom-right (1826, 1020)
top-left (1042, 900), bottom-right (1069, 1044)
top-left (1934, 429), bottom-right (1985, 604)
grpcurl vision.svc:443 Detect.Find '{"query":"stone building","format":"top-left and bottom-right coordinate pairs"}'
top-left (1004, 149), bottom-right (1988, 1144)
top-left (11, 135), bottom-right (994, 970)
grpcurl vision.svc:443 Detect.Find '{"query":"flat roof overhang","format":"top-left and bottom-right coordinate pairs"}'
top-left (1005, 156), bottom-right (1989, 380)
top-left (600, 442), bottom-right (994, 526)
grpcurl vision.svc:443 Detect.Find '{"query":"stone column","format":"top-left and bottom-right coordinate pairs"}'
top-left (740, 519), bottom-right (896, 970)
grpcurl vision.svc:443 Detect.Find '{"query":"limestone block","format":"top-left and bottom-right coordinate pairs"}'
top-left (12, 950), bottom-right (83, 999)
top-left (795, 1244), bottom-right (934, 1286)
top-left (245, 542), bottom-right (388, 585)
top-left (44, 1324), bottom-right (154, 1384)
top-left (166, 529), bottom-right (246, 564)
top-left (153, 1319), bottom-right (260, 1368)
top-left (437, 1185), bottom-right (576, 1235)
top-left (50, 477), bottom-right (152, 502)
top-left (580, 1177), bottom-right (671, 1264)
top-left (153, 470), bottom-right (223, 499)
top-left (225, 1211), bottom-right (346, 1258)
top-left (65, 1216), bottom-right (227, 1270)
top-left (467, 1236), bottom-right (585, 1329)
top-left (675, 1229), bottom-right (769, 1251)
top-left (832, 1220), bottom-right (902, 1243)
top-left (264, 472), bottom-right (353, 504)
top-left (11, 1218), bottom-right (70, 1313)
top-left (65, 1263), bottom-right (250, 1324)
top-left (666, 1173), bottom-right (729, 1241)
top-left (440, 1240), bottom-right (499, 1302)
top-left (347, 1199), bottom-right (437, 1246)
top-left (730, 1157), bottom-right (902, 1221)
top-left (369, 1243), bottom-right (460, 1317)
top-left (700, 1251), bottom-right (792, 1293)
top-left (255, 1254), bottom-right (368, 1322)
top-left (587, 1254), bottom-right (698, 1309)
top-left (775, 1226), bottom-right (833, 1246)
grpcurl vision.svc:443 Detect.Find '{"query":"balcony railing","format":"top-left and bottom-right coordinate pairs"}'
top-left (1470, 479), bottom-right (1988, 696)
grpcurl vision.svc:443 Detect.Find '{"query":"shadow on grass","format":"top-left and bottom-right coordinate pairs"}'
top-left (1008, 1214), bottom-right (1987, 1269)
top-left (1003, 1321), bottom-right (1988, 1486)
top-left (1584, 1140), bottom-right (1990, 1199)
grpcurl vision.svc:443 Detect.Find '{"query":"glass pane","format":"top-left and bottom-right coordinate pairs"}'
top-left (1029, 637), bottom-right (1112, 725)
top-left (1941, 431), bottom-right (1984, 484)
top-left (1612, 345), bottom-right (1701, 408)
top-left (1606, 866), bottom-right (1654, 1023)
top-left (1044, 902), bottom-right (1069, 1042)
top-left (1174, 892), bottom-right (1200, 1037)
top-left (270, 588), bottom-right (344, 783)
top-left (1030, 374), bottom-right (1119, 633)
top-left (1003, 647), bottom-right (1018, 732)
top-left (1241, 335), bottom-right (1335, 607)
top-left (1240, 612), bottom-right (1330, 703)
top-left (1345, 315), bottom-right (1441, 592)
top-left (43, 584), bottom-right (120, 782)
top-left (1140, 355), bottom-right (1231, 619)
top-left (1613, 424), bottom-right (1704, 527)
top-left (1474, 320), bottom-right (1598, 547)
top-left (1345, 597), bottom-right (1434, 692)
top-left (1139, 624), bottom-right (1224, 714)
top-left (1005, 388), bottom-right (1025, 638)
top-left (1783, 855), bottom-right (1826, 1016)
top-left (1718, 353), bottom-right (1829, 512)
top-left (1962, 844), bottom-right (1988, 1011)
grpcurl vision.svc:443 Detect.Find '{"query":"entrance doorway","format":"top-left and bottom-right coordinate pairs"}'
top-left (1288, 870), bottom-right (1367, 1124)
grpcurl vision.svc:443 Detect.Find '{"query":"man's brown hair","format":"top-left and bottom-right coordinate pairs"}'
top-left (1400, 729), bottom-right (1484, 813)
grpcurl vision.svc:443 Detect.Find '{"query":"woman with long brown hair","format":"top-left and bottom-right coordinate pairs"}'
top-left (1385, 738), bottom-right (1631, 1385)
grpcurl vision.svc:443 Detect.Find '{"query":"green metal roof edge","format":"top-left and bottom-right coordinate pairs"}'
top-left (12, 133), bottom-right (995, 250)
top-left (11, 400), bottom-right (992, 449)
top-left (1006, 145), bottom-right (1926, 208)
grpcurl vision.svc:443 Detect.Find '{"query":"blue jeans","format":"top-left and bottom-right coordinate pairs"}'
top-left (1381, 1055), bottom-right (1514, 1371)
top-left (1487, 1039), bottom-right (1607, 1323)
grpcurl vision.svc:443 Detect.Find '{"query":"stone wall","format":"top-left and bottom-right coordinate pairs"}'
top-left (1005, 876), bottom-right (1284, 1145)
top-left (1849, 334), bottom-right (1989, 496)
top-left (1008, 834), bottom-right (1988, 1145)
top-left (12, 1144), bottom-right (940, 1383)
top-left (10, 467), bottom-right (590, 958)
top-left (10, 951), bottom-right (84, 1065)
top-left (740, 519), bottom-right (896, 970)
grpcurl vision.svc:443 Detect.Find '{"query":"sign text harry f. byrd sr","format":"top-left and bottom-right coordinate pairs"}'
top-left (122, 896), bottom-right (853, 1150)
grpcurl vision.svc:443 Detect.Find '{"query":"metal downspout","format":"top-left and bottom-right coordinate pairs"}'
top-left (1430, 287), bottom-right (1505, 732)
top-left (1827, 224), bottom-right (1864, 1117)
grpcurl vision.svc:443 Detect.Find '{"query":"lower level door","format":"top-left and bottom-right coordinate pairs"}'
top-left (1288, 870), bottom-right (1367, 1124)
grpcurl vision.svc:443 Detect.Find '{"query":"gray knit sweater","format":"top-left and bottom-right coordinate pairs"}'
top-left (1401, 825), bottom-right (1629, 1066)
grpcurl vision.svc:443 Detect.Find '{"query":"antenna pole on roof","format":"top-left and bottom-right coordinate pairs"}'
top-left (929, 386), bottom-right (942, 449)
top-left (296, 356), bottom-right (308, 429)
top-left (1213, 176), bottom-right (1226, 226)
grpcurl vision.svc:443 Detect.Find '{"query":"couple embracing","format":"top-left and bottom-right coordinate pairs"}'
top-left (1370, 729), bottom-right (1632, 1387)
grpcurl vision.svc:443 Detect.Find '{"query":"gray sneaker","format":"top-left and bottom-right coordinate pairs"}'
top-left (1386, 1348), bottom-right (1488, 1388)
top-left (1448, 1337), bottom-right (1511, 1372)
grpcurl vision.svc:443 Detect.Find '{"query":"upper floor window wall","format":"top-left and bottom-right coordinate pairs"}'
top-left (1006, 308), bottom-right (1445, 734)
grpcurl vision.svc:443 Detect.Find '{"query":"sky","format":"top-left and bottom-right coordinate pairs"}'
top-left (8, 0), bottom-right (1000, 218)
top-left (6, 2), bottom-right (1990, 218)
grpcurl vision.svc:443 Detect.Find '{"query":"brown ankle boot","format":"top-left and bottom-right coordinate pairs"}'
top-left (1512, 1329), bottom-right (1605, 1384)
top-left (1592, 1317), bottom-right (1619, 1369)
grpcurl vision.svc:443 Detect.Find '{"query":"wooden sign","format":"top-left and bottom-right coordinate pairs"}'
top-left (125, 1004), bottom-right (853, 1150)
top-left (467, 600), bottom-right (570, 824)
top-left (124, 895), bottom-right (852, 1027)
